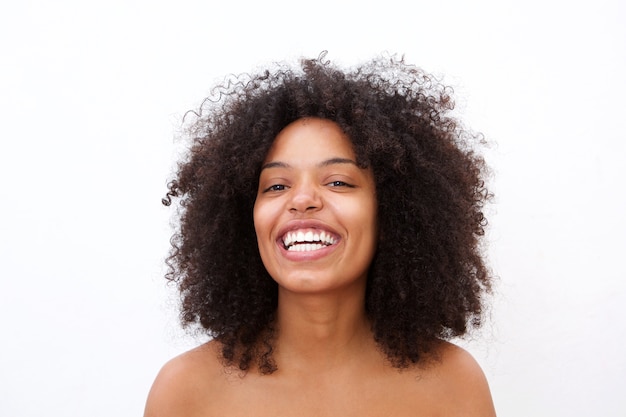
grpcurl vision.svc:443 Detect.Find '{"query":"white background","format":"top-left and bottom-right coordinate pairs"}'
top-left (1, 0), bottom-right (625, 415)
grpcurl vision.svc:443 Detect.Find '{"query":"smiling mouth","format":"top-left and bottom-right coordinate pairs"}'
top-left (282, 229), bottom-right (337, 252)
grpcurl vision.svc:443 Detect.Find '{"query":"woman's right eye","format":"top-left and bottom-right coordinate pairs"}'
top-left (263, 184), bottom-right (287, 192)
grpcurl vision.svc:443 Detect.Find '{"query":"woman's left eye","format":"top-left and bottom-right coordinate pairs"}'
top-left (327, 180), bottom-right (354, 188)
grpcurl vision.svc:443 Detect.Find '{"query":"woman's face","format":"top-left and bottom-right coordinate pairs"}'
top-left (253, 118), bottom-right (378, 295)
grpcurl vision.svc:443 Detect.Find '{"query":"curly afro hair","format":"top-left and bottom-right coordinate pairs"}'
top-left (163, 52), bottom-right (492, 374)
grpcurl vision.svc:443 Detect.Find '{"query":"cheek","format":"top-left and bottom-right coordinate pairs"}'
top-left (252, 200), bottom-right (265, 245)
top-left (355, 194), bottom-right (377, 222)
top-left (252, 206), bottom-right (265, 244)
top-left (253, 200), bottom-right (276, 245)
top-left (359, 198), bottom-right (379, 245)
top-left (252, 205), bottom-right (283, 279)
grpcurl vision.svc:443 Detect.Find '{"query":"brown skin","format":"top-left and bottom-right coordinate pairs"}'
top-left (144, 119), bottom-right (496, 416)
top-left (144, 340), bottom-right (495, 417)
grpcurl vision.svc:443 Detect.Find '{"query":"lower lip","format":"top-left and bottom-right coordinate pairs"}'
top-left (278, 241), bottom-right (338, 261)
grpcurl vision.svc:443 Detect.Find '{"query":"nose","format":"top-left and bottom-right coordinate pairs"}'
top-left (289, 181), bottom-right (322, 213)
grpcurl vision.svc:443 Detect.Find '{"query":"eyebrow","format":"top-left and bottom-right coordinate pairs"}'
top-left (260, 157), bottom-right (358, 171)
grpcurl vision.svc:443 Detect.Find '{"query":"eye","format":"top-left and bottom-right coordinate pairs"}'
top-left (263, 184), bottom-right (288, 193)
top-left (327, 180), bottom-right (355, 188)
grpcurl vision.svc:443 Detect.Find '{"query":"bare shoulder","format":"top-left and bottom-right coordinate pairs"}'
top-left (419, 341), bottom-right (496, 416)
top-left (143, 341), bottom-right (225, 417)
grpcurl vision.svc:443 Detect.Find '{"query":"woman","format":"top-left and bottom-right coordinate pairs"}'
top-left (144, 53), bottom-right (496, 416)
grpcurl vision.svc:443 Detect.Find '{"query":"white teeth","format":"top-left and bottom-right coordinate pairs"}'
top-left (282, 229), bottom-right (336, 251)
top-left (287, 243), bottom-right (324, 252)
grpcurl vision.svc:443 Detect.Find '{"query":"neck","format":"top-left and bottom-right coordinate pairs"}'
top-left (273, 286), bottom-right (374, 372)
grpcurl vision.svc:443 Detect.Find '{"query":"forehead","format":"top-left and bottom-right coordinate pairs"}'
top-left (263, 118), bottom-right (356, 163)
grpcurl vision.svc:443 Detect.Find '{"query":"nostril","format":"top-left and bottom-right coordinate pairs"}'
top-left (289, 188), bottom-right (322, 213)
top-left (289, 205), bottom-right (318, 213)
